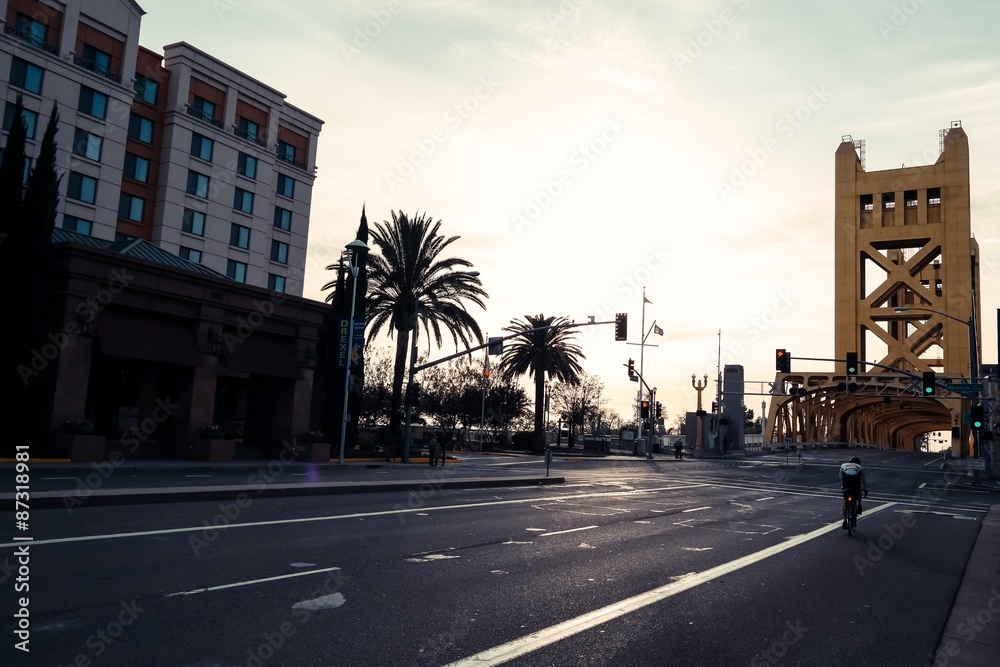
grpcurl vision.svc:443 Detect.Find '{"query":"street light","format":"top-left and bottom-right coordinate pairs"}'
top-left (403, 270), bottom-right (480, 463)
top-left (339, 239), bottom-right (369, 464)
top-left (893, 305), bottom-right (980, 458)
top-left (892, 306), bottom-right (978, 384)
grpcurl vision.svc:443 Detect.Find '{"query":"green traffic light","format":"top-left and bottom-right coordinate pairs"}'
top-left (924, 386), bottom-right (933, 394)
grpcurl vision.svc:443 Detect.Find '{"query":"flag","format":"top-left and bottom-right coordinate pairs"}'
top-left (653, 323), bottom-right (663, 336)
top-left (643, 295), bottom-right (653, 304)
top-left (484, 352), bottom-right (491, 378)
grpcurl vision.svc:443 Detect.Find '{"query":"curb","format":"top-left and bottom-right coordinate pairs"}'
top-left (3, 475), bottom-right (566, 510)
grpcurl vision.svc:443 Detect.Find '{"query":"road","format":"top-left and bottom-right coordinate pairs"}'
top-left (1, 450), bottom-right (992, 666)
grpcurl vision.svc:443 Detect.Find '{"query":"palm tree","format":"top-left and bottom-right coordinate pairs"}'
top-left (365, 211), bottom-right (487, 443)
top-left (498, 314), bottom-right (585, 450)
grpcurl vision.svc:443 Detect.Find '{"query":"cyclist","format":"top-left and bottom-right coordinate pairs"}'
top-left (839, 455), bottom-right (868, 529)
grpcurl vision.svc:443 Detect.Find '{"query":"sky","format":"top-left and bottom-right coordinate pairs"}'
top-left (136, 0), bottom-right (1000, 425)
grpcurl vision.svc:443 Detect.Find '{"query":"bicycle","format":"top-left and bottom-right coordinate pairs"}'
top-left (842, 488), bottom-right (867, 536)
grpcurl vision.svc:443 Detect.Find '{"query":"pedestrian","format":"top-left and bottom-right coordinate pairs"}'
top-left (440, 431), bottom-right (450, 466)
top-left (426, 431), bottom-right (440, 466)
top-left (674, 440), bottom-right (683, 460)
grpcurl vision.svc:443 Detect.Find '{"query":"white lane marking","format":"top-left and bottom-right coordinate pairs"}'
top-left (444, 503), bottom-right (898, 667)
top-left (290, 562), bottom-right (316, 568)
top-left (165, 566), bottom-right (340, 597)
top-left (540, 526), bottom-right (598, 537)
top-left (682, 506), bottom-right (711, 513)
top-left (918, 483), bottom-right (927, 488)
top-left (897, 510), bottom-right (980, 520)
top-left (406, 554), bottom-right (460, 562)
top-left (755, 497), bottom-right (774, 502)
top-left (293, 592), bottom-right (345, 610)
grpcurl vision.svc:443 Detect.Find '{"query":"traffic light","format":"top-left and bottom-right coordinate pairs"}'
top-left (971, 405), bottom-right (984, 430)
top-left (627, 358), bottom-right (636, 379)
top-left (655, 402), bottom-right (663, 419)
top-left (922, 371), bottom-right (936, 395)
top-left (640, 400), bottom-right (650, 418)
top-left (406, 381), bottom-right (421, 407)
top-left (711, 401), bottom-right (717, 413)
top-left (615, 313), bottom-right (627, 341)
top-left (846, 352), bottom-right (858, 378)
top-left (776, 349), bottom-right (790, 373)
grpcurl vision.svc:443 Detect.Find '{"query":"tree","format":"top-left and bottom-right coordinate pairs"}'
top-left (497, 314), bottom-right (585, 450)
top-left (364, 211), bottom-right (487, 445)
top-left (0, 99), bottom-right (60, 449)
top-left (550, 373), bottom-right (604, 445)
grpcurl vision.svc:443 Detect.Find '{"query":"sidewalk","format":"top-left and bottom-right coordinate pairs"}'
top-left (934, 504), bottom-right (1000, 666)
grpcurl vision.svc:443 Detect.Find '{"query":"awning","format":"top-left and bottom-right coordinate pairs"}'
top-left (223, 334), bottom-right (302, 380)
top-left (97, 310), bottom-right (202, 366)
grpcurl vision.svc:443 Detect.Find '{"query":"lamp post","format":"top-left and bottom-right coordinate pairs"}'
top-left (338, 239), bottom-right (369, 464)
top-left (893, 305), bottom-right (980, 456)
top-left (402, 270), bottom-right (480, 463)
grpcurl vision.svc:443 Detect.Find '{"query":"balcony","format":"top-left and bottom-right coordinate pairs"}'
top-left (3, 24), bottom-right (59, 55)
top-left (73, 55), bottom-right (121, 83)
top-left (233, 125), bottom-right (268, 148)
top-left (276, 151), bottom-right (308, 171)
top-left (186, 105), bottom-right (224, 129)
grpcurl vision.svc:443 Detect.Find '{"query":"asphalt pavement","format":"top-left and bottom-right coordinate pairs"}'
top-left (2, 448), bottom-right (998, 665)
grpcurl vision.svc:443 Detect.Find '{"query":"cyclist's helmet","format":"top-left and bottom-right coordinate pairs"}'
top-left (849, 456), bottom-right (861, 464)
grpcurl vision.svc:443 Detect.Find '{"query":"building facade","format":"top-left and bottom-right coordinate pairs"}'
top-left (2, 0), bottom-right (334, 458)
top-left (1, 0), bottom-right (322, 296)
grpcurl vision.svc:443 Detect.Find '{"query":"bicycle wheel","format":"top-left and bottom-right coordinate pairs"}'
top-left (847, 501), bottom-right (856, 537)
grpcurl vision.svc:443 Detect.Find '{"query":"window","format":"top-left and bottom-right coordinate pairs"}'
top-left (882, 193), bottom-right (895, 210)
top-left (80, 44), bottom-right (112, 77)
top-left (3, 104), bottom-right (39, 139)
top-left (276, 174), bottom-right (295, 198)
top-left (62, 215), bottom-right (93, 235)
top-left (237, 153), bottom-right (257, 179)
top-left (133, 75), bottom-right (158, 105)
top-left (268, 274), bottom-right (286, 293)
top-left (927, 187), bottom-right (941, 206)
top-left (67, 172), bottom-right (98, 204)
top-left (179, 247), bottom-right (202, 264)
top-left (904, 190), bottom-right (918, 207)
top-left (860, 194), bottom-right (873, 212)
top-left (10, 58), bottom-right (44, 94)
top-left (182, 209), bottom-right (206, 236)
top-left (273, 206), bottom-right (292, 231)
top-left (128, 114), bottom-right (154, 143)
top-left (14, 13), bottom-right (48, 48)
top-left (237, 117), bottom-right (260, 141)
top-left (227, 259), bottom-right (247, 283)
top-left (73, 129), bottom-right (102, 161)
top-left (270, 240), bottom-right (289, 264)
top-left (186, 170), bottom-right (210, 198)
top-left (277, 141), bottom-right (295, 162)
top-left (191, 96), bottom-right (216, 122)
top-left (190, 133), bottom-right (214, 161)
top-left (123, 153), bottom-right (149, 182)
top-left (230, 223), bottom-right (251, 249)
top-left (233, 188), bottom-right (254, 214)
top-left (118, 193), bottom-right (145, 222)
top-left (78, 87), bottom-right (108, 119)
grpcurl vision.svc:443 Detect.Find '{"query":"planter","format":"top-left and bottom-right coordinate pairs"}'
top-left (295, 441), bottom-right (331, 463)
top-left (51, 435), bottom-right (106, 462)
top-left (190, 438), bottom-right (234, 462)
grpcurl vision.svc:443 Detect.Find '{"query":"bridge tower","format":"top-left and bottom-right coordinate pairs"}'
top-left (833, 122), bottom-right (981, 451)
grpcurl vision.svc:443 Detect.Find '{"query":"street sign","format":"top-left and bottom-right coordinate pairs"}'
top-left (946, 383), bottom-right (982, 393)
top-left (967, 458), bottom-right (986, 471)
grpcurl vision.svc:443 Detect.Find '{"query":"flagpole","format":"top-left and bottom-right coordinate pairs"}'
top-left (638, 289), bottom-right (647, 445)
